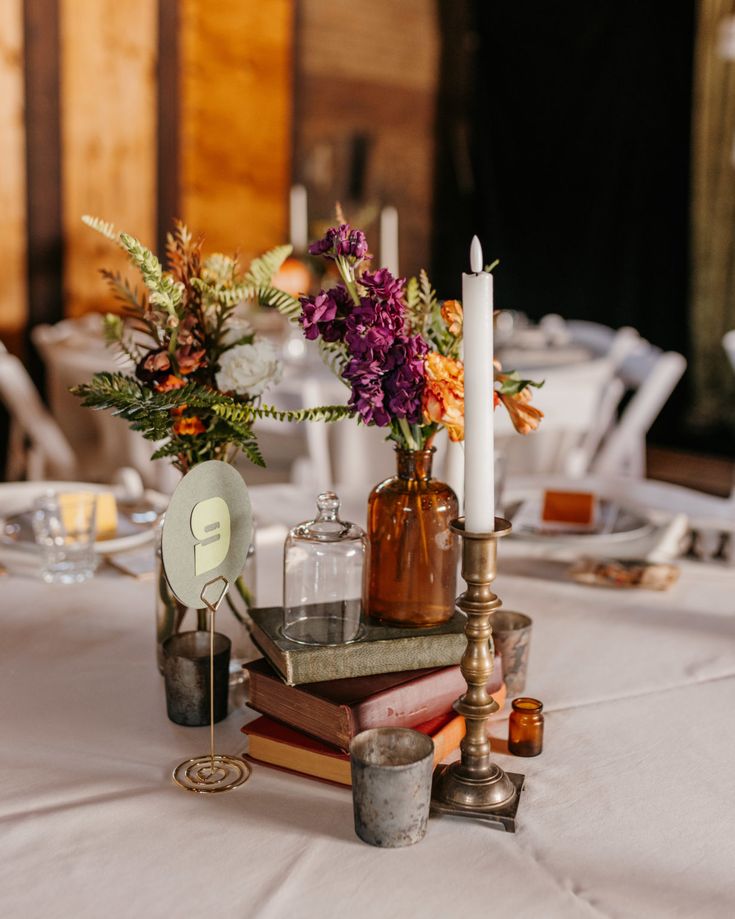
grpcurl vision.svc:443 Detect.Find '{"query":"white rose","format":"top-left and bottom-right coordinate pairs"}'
top-left (221, 318), bottom-right (253, 347)
top-left (216, 340), bottom-right (283, 397)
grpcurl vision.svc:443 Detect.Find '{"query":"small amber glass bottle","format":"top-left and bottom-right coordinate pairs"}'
top-left (508, 698), bottom-right (544, 757)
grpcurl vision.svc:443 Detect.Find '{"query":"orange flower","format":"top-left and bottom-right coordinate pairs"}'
top-left (441, 299), bottom-right (463, 336)
top-left (422, 352), bottom-right (465, 442)
top-left (155, 374), bottom-right (187, 393)
top-left (170, 404), bottom-right (188, 417)
top-left (498, 388), bottom-right (544, 435)
top-left (172, 416), bottom-right (206, 436)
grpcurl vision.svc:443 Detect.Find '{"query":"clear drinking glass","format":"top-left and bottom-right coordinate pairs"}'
top-left (283, 492), bottom-right (367, 645)
top-left (32, 491), bottom-right (98, 584)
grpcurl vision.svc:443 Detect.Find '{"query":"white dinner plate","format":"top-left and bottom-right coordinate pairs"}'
top-left (506, 497), bottom-right (655, 545)
top-left (0, 481), bottom-right (167, 555)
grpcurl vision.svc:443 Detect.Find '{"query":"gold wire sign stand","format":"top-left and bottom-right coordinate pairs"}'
top-left (431, 517), bottom-right (525, 831)
top-left (161, 460), bottom-right (254, 796)
top-left (171, 575), bottom-right (251, 794)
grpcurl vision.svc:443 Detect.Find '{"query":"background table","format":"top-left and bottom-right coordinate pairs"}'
top-left (1, 483), bottom-right (734, 918)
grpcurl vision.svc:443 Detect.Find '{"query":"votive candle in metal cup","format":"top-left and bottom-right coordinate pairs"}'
top-left (162, 631), bottom-right (230, 727)
top-left (350, 728), bottom-right (434, 848)
top-left (491, 610), bottom-right (533, 696)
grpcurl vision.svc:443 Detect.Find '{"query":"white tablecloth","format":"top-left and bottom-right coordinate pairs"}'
top-left (1, 483), bottom-right (735, 918)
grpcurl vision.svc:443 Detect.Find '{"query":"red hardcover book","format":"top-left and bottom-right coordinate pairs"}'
top-left (245, 656), bottom-right (504, 751)
top-left (241, 712), bottom-right (467, 786)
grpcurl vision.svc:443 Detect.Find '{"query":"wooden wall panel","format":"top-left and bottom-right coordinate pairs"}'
top-left (294, 0), bottom-right (439, 278)
top-left (179, 0), bottom-right (293, 258)
top-left (0, 0), bottom-right (27, 342)
top-left (60, 0), bottom-right (157, 317)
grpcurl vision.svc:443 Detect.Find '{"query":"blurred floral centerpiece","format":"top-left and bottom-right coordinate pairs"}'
top-left (273, 221), bottom-right (544, 627)
top-left (73, 216), bottom-right (348, 665)
top-left (73, 217), bottom-right (348, 471)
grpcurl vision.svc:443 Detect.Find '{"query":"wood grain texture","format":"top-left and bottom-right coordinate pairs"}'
top-left (60, 0), bottom-right (158, 317)
top-left (294, 0), bottom-right (439, 277)
top-left (157, 0), bottom-right (180, 259)
top-left (179, 0), bottom-right (294, 258)
top-left (0, 0), bottom-right (27, 338)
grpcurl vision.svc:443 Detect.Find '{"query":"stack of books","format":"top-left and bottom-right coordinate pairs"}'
top-left (241, 606), bottom-right (507, 786)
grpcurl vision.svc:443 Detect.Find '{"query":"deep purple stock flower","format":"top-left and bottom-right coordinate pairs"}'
top-left (299, 286), bottom-right (352, 342)
top-left (360, 268), bottom-right (405, 308)
top-left (308, 224), bottom-right (370, 262)
top-left (304, 225), bottom-right (427, 428)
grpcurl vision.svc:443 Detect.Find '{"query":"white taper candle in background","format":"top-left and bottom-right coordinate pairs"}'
top-left (379, 205), bottom-right (399, 275)
top-left (462, 235), bottom-right (495, 532)
top-left (289, 184), bottom-right (308, 254)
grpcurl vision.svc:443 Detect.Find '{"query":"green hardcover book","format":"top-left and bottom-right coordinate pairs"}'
top-left (247, 606), bottom-right (468, 685)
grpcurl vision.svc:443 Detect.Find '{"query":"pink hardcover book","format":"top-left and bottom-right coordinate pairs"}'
top-left (245, 656), bottom-right (504, 751)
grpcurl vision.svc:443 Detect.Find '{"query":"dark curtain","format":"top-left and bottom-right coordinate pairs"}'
top-left (432, 1), bottom-right (695, 358)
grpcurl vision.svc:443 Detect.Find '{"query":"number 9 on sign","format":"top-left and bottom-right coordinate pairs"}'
top-left (161, 461), bottom-right (253, 609)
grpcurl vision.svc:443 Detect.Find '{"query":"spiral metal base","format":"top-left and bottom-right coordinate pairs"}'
top-left (431, 517), bottom-right (525, 832)
top-left (172, 754), bottom-right (251, 794)
top-left (171, 577), bottom-right (252, 795)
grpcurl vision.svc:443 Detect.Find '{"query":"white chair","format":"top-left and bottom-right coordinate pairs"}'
top-left (493, 357), bottom-right (621, 479)
top-left (592, 345), bottom-right (687, 477)
top-left (31, 320), bottom-right (179, 493)
top-left (553, 318), bottom-right (642, 371)
top-left (0, 346), bottom-right (78, 480)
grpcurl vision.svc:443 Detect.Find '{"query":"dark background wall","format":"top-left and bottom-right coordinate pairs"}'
top-left (433, 0), bottom-right (697, 444)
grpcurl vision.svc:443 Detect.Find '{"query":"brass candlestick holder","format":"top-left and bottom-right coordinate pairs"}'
top-left (431, 517), bottom-right (524, 831)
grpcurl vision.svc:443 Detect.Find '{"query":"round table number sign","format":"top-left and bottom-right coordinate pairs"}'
top-left (161, 461), bottom-right (253, 610)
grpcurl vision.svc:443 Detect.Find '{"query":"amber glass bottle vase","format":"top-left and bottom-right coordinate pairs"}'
top-left (365, 447), bottom-right (459, 627)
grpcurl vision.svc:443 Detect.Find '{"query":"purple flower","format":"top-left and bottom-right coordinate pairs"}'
top-left (382, 334), bottom-right (428, 423)
top-left (299, 292), bottom-right (337, 340)
top-left (299, 286), bottom-right (352, 342)
top-left (360, 268), bottom-right (406, 309)
top-left (308, 224), bottom-right (371, 263)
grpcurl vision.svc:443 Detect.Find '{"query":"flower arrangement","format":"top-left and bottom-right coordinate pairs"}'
top-left (72, 217), bottom-right (350, 473)
top-left (273, 222), bottom-right (543, 449)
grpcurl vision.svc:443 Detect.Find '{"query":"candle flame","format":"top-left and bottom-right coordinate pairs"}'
top-left (470, 236), bottom-right (483, 273)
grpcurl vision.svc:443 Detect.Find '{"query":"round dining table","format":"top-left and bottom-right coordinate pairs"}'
top-left (1, 480), bottom-right (734, 918)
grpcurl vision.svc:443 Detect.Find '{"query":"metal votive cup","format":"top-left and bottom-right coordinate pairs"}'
top-left (492, 610), bottom-right (533, 696)
top-left (350, 728), bottom-right (434, 848)
top-left (162, 630), bottom-right (231, 727)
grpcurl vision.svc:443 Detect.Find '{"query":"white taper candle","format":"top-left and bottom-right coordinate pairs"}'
top-left (379, 206), bottom-right (399, 276)
top-left (462, 235), bottom-right (495, 532)
top-left (289, 184), bottom-right (308, 254)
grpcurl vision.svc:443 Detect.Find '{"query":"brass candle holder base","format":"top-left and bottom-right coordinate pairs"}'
top-left (431, 517), bottom-right (525, 833)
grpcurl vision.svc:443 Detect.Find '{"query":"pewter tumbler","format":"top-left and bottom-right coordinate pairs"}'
top-left (350, 728), bottom-right (434, 848)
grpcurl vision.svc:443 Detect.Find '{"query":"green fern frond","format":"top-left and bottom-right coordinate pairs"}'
top-left (243, 244), bottom-right (292, 286)
top-left (82, 215), bottom-right (120, 245)
top-left (318, 340), bottom-right (350, 380)
top-left (191, 277), bottom-right (252, 308)
top-left (150, 441), bottom-right (185, 462)
top-left (405, 276), bottom-right (419, 313)
top-left (119, 232), bottom-right (184, 313)
top-left (253, 283), bottom-right (301, 319)
top-left (99, 268), bottom-right (148, 314)
top-left (418, 269), bottom-right (437, 312)
top-left (211, 401), bottom-right (353, 427)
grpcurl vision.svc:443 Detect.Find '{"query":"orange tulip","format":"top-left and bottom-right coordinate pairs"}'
top-left (498, 388), bottom-right (544, 435)
top-left (441, 300), bottom-right (463, 336)
top-left (422, 352), bottom-right (465, 441)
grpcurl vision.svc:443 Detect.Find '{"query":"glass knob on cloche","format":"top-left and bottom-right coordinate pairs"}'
top-left (283, 492), bottom-right (367, 646)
